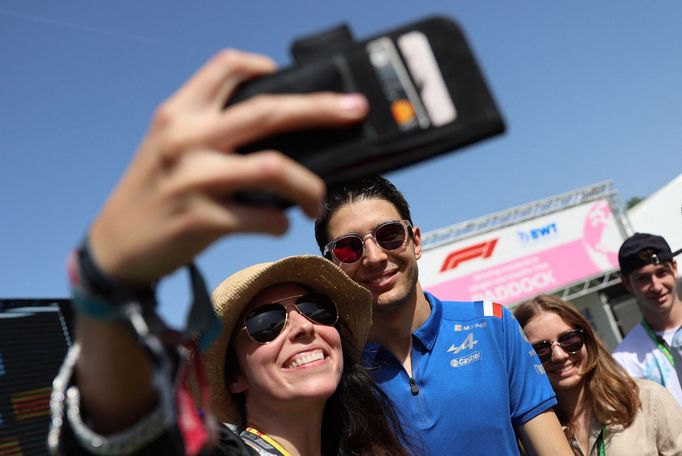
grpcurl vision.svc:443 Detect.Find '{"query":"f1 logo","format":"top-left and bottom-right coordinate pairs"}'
top-left (440, 238), bottom-right (498, 273)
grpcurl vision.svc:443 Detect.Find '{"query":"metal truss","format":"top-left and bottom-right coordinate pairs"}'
top-left (422, 180), bottom-right (632, 251)
top-left (556, 271), bottom-right (622, 302)
top-left (504, 271), bottom-right (623, 308)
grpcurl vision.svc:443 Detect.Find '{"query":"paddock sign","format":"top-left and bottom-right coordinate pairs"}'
top-left (419, 200), bottom-right (622, 305)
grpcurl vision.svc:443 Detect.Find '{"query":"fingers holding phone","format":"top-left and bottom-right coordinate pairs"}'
top-left (88, 50), bottom-right (368, 285)
top-left (214, 91), bottom-right (368, 150)
top-left (172, 49), bottom-right (277, 109)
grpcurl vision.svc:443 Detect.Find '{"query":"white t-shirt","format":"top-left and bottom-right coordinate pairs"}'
top-left (612, 323), bottom-right (682, 405)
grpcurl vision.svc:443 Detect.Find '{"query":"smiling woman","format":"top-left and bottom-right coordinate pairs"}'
top-left (201, 255), bottom-right (411, 455)
top-left (515, 295), bottom-right (682, 456)
top-left (51, 255), bottom-right (412, 456)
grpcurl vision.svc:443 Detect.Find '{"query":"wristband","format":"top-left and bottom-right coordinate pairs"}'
top-left (67, 239), bottom-right (156, 321)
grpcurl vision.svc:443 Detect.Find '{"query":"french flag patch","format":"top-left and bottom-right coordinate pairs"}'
top-left (483, 301), bottom-right (503, 318)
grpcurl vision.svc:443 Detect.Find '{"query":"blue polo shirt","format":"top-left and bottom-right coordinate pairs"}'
top-left (363, 292), bottom-right (556, 455)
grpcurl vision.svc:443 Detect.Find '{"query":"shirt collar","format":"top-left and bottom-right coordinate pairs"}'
top-left (363, 291), bottom-right (441, 363)
top-left (414, 291), bottom-right (441, 351)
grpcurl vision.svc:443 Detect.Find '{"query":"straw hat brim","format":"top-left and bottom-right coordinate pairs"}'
top-left (203, 255), bottom-right (372, 424)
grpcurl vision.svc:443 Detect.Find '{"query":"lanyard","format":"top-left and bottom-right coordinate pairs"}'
top-left (241, 427), bottom-right (290, 456)
top-left (641, 319), bottom-right (674, 366)
top-left (596, 427), bottom-right (606, 456)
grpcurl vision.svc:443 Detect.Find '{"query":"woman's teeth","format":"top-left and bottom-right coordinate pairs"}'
top-left (286, 350), bottom-right (324, 368)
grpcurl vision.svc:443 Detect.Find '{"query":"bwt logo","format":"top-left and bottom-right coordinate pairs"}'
top-left (440, 238), bottom-right (498, 273)
top-left (517, 223), bottom-right (557, 243)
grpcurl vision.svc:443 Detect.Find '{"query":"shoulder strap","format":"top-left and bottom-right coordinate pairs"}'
top-left (640, 320), bottom-right (674, 365)
top-left (214, 424), bottom-right (260, 456)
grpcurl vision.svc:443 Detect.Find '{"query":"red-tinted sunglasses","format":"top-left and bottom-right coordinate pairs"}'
top-left (324, 220), bottom-right (412, 264)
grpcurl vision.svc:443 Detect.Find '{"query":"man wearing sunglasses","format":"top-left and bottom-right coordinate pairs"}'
top-left (612, 232), bottom-right (682, 405)
top-left (314, 176), bottom-right (572, 456)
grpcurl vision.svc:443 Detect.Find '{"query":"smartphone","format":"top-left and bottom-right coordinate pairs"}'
top-left (228, 16), bottom-right (505, 206)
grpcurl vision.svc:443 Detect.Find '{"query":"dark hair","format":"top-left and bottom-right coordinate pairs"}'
top-left (314, 176), bottom-right (412, 253)
top-left (226, 317), bottom-right (411, 456)
top-left (514, 295), bottom-right (640, 433)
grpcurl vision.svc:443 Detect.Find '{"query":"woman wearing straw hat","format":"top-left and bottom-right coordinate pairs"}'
top-left (47, 50), bottom-right (412, 454)
top-left (203, 255), bottom-right (410, 455)
top-left (51, 255), bottom-right (410, 455)
top-left (514, 295), bottom-right (682, 455)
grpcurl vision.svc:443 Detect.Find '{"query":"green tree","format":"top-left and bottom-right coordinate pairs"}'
top-left (626, 197), bottom-right (643, 209)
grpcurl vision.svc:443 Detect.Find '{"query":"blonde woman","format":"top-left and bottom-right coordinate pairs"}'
top-left (515, 295), bottom-right (682, 455)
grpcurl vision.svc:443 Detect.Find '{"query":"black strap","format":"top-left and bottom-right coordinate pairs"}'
top-left (184, 263), bottom-right (223, 351)
top-left (77, 238), bottom-right (156, 308)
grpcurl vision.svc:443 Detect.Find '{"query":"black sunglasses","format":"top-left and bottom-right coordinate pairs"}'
top-left (241, 293), bottom-right (339, 343)
top-left (531, 328), bottom-right (585, 363)
top-left (323, 219), bottom-right (413, 264)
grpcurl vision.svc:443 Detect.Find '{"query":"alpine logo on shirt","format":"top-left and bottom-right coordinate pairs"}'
top-left (447, 333), bottom-right (481, 368)
top-left (448, 333), bottom-right (478, 354)
top-left (447, 301), bottom-right (503, 368)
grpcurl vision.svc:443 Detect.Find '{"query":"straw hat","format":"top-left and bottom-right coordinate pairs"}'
top-left (203, 255), bottom-right (372, 424)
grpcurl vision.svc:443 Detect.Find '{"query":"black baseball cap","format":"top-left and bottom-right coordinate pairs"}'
top-left (618, 232), bottom-right (682, 275)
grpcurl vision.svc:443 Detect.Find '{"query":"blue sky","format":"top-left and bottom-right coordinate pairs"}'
top-left (2, 1), bottom-right (681, 327)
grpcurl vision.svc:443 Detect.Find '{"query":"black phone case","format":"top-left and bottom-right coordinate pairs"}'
top-left (228, 16), bottom-right (505, 206)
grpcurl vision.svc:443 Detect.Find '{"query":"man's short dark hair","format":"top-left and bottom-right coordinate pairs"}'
top-left (314, 176), bottom-right (413, 252)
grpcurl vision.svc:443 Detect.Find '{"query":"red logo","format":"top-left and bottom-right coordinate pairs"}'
top-left (440, 238), bottom-right (498, 273)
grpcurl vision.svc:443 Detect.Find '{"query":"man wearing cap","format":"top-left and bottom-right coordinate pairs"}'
top-left (613, 232), bottom-right (682, 405)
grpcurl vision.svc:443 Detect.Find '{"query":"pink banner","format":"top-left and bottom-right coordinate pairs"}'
top-left (426, 238), bottom-right (618, 305)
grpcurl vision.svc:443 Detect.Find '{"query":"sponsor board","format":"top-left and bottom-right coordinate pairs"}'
top-left (421, 200), bottom-right (621, 304)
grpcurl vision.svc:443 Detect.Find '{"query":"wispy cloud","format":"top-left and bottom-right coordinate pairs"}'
top-left (0, 8), bottom-right (160, 45)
